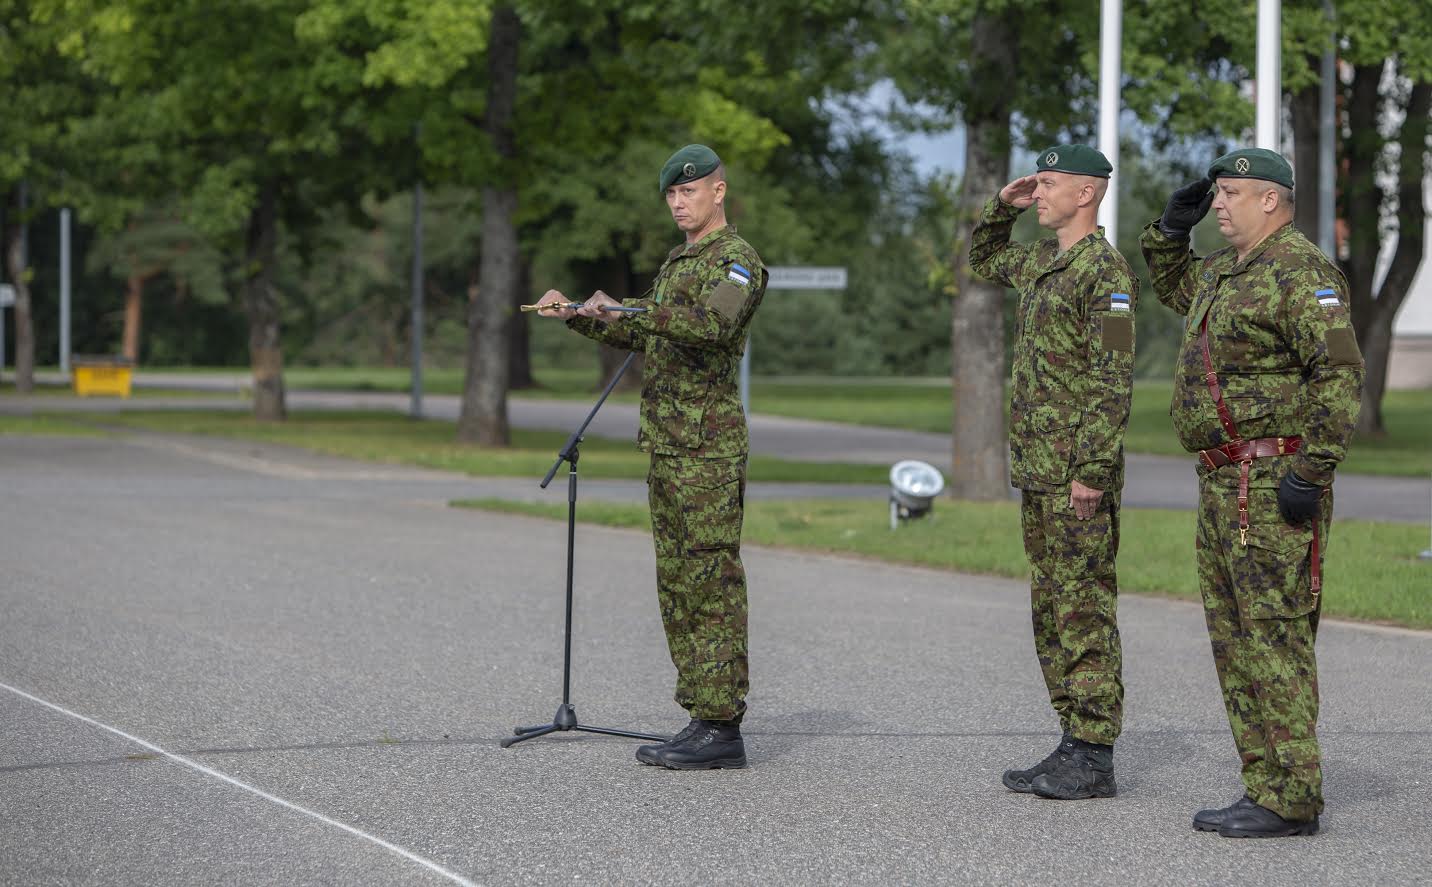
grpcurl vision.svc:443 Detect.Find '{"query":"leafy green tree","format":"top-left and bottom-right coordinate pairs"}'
top-left (47, 0), bottom-right (422, 418)
top-left (1, 2), bottom-right (100, 391)
top-left (85, 205), bottom-right (225, 361)
top-left (1285, 0), bottom-right (1431, 436)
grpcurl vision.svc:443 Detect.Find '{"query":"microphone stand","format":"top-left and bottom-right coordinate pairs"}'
top-left (501, 351), bottom-right (669, 748)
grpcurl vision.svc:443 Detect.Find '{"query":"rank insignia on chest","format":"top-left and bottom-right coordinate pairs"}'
top-left (1109, 292), bottom-right (1131, 312)
top-left (1316, 288), bottom-right (1340, 309)
top-left (727, 263), bottom-right (752, 287)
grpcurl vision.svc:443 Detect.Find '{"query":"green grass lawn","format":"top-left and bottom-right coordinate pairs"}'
top-left (68, 409), bottom-right (889, 484)
top-left (0, 414), bottom-right (113, 436)
top-left (454, 497), bottom-right (1432, 630)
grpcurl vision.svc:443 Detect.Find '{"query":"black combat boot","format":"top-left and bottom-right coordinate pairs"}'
top-left (1193, 795), bottom-right (1260, 832)
top-left (1002, 734), bottom-right (1075, 793)
top-left (1217, 800), bottom-right (1319, 838)
top-left (647, 719), bottom-right (746, 770)
top-left (1028, 738), bottom-right (1116, 799)
top-left (635, 718), bottom-right (704, 766)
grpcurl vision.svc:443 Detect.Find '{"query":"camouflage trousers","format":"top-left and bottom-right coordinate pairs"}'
top-left (1019, 488), bottom-right (1124, 745)
top-left (1197, 470), bottom-right (1330, 821)
top-left (647, 454), bottom-right (749, 723)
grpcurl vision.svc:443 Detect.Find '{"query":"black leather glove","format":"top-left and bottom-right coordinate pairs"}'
top-left (1277, 470), bottom-right (1323, 524)
top-left (1158, 178), bottom-right (1214, 240)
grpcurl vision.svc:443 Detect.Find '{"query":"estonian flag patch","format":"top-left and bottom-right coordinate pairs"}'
top-left (1316, 288), bottom-right (1340, 309)
top-left (727, 263), bottom-right (752, 287)
top-left (1109, 292), bottom-right (1131, 312)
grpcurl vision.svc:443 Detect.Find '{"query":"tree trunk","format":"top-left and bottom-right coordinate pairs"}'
top-left (1341, 65), bottom-right (1429, 437)
top-left (3, 183), bottom-right (35, 393)
top-left (458, 3), bottom-right (520, 446)
top-left (508, 256), bottom-right (534, 389)
top-left (243, 183), bottom-right (285, 420)
top-left (1290, 72), bottom-right (1322, 240)
top-left (1359, 77), bottom-right (1429, 436)
top-left (122, 272), bottom-right (146, 362)
top-left (949, 12), bottom-right (1014, 501)
top-left (1340, 64), bottom-right (1383, 382)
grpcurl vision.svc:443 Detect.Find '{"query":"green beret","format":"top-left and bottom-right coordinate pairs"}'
top-left (1035, 144), bottom-right (1112, 178)
top-left (659, 144), bottom-right (721, 192)
top-left (1207, 148), bottom-right (1294, 189)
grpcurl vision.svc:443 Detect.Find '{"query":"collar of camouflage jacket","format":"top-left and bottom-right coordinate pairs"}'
top-left (1045, 225), bottom-right (1109, 272)
top-left (1218, 221), bottom-right (1299, 275)
top-left (669, 224), bottom-right (735, 261)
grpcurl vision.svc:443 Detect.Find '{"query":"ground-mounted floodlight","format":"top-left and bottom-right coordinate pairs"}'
top-left (889, 460), bottom-right (945, 530)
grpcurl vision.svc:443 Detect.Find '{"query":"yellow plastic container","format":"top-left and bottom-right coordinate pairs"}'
top-left (72, 356), bottom-right (134, 398)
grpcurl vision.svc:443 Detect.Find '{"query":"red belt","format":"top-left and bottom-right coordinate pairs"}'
top-left (1198, 435), bottom-right (1303, 469)
top-left (1196, 434), bottom-right (1320, 596)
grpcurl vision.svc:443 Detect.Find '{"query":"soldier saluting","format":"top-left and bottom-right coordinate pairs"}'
top-left (970, 145), bottom-right (1138, 801)
top-left (1142, 148), bottom-right (1364, 837)
top-left (535, 144), bottom-right (767, 770)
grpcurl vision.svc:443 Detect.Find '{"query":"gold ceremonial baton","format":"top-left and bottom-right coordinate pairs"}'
top-left (519, 302), bottom-right (586, 312)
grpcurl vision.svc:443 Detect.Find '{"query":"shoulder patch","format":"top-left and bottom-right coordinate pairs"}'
top-left (1315, 287), bottom-right (1341, 310)
top-left (709, 280), bottom-right (750, 321)
top-left (727, 263), bottom-right (752, 287)
top-left (1101, 315), bottom-right (1133, 352)
top-left (1109, 292), bottom-right (1131, 312)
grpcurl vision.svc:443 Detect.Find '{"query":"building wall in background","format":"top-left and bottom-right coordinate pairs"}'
top-left (1388, 178), bottom-right (1432, 390)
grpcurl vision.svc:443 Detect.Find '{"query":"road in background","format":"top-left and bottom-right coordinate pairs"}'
top-left (6, 375), bottom-right (1429, 523)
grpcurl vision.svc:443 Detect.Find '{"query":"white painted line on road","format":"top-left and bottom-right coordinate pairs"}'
top-left (0, 680), bottom-right (478, 887)
top-left (124, 437), bottom-right (326, 479)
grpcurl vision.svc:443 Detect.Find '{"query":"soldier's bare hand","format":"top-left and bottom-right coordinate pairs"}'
top-left (1069, 479), bottom-right (1103, 521)
top-left (999, 175), bottom-right (1039, 209)
top-left (536, 289), bottom-right (576, 320)
top-left (579, 290), bottom-right (622, 323)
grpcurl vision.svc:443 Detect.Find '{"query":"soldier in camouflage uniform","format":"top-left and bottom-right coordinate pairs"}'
top-left (1142, 148), bottom-right (1364, 837)
top-left (969, 145), bottom-right (1138, 800)
top-left (535, 144), bottom-right (766, 770)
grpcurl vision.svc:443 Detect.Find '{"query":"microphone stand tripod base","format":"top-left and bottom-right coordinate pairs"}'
top-left (500, 704), bottom-right (669, 749)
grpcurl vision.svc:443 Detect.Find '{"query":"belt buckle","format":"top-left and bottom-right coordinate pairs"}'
top-left (1277, 436), bottom-right (1285, 455)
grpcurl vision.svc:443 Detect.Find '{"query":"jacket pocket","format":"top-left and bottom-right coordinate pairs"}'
top-left (1236, 521), bottom-right (1316, 620)
top-left (647, 378), bottom-right (708, 450)
top-left (1011, 403), bottom-right (1083, 486)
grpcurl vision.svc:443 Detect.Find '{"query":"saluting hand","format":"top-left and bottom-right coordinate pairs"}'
top-left (999, 175), bottom-right (1039, 209)
top-left (578, 290), bottom-right (622, 323)
top-left (1069, 479), bottom-right (1104, 521)
top-left (535, 289), bottom-right (577, 320)
top-left (1158, 178), bottom-right (1214, 240)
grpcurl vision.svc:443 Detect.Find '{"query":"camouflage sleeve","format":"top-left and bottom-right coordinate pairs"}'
top-left (1072, 272), bottom-right (1138, 491)
top-left (1139, 220), bottom-right (1199, 315)
top-left (968, 197), bottom-right (1031, 288)
top-left (565, 315), bottom-right (649, 353)
top-left (1278, 264), bottom-right (1365, 484)
top-left (623, 251), bottom-right (764, 351)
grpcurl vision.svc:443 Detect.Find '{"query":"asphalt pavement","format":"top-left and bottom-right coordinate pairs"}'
top-left (1, 433), bottom-right (1430, 885)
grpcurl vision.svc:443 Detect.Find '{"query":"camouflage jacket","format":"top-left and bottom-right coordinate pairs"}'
top-left (568, 225), bottom-right (767, 457)
top-left (1140, 221), bottom-right (1364, 487)
top-left (969, 197), bottom-right (1139, 493)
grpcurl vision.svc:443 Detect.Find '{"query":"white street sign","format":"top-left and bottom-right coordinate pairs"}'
top-left (767, 266), bottom-right (848, 290)
top-left (0, 284), bottom-right (14, 307)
